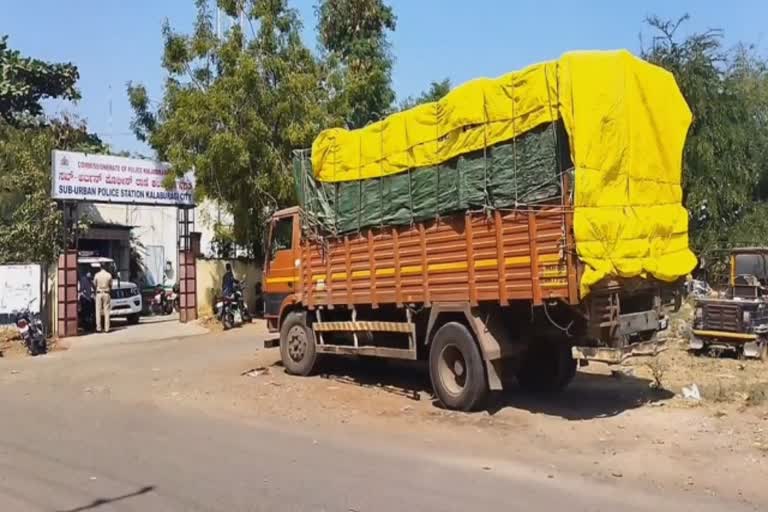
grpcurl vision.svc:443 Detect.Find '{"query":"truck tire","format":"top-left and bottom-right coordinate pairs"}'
top-left (280, 311), bottom-right (319, 376)
top-left (429, 322), bottom-right (488, 412)
top-left (516, 340), bottom-right (577, 393)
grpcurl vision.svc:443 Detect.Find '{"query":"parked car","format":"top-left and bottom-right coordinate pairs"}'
top-left (78, 256), bottom-right (142, 324)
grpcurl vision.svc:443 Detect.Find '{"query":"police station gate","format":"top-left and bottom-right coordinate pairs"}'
top-left (51, 150), bottom-right (198, 337)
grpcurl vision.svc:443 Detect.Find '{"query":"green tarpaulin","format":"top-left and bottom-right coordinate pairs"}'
top-left (294, 122), bottom-right (569, 235)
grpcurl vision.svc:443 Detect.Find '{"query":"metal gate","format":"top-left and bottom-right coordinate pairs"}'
top-left (177, 207), bottom-right (197, 322)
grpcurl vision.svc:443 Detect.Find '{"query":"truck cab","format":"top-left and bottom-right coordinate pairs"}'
top-left (691, 247), bottom-right (768, 359)
top-left (263, 207), bottom-right (300, 331)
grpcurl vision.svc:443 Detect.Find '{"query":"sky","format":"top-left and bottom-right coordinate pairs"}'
top-left (3, 1), bottom-right (767, 155)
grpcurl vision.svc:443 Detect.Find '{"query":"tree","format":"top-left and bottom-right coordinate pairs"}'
top-left (399, 78), bottom-right (451, 110)
top-left (0, 116), bottom-right (104, 265)
top-left (128, 0), bottom-right (331, 255)
top-left (642, 16), bottom-right (768, 271)
top-left (0, 37), bottom-right (103, 264)
top-left (0, 35), bottom-right (80, 125)
top-left (317, 0), bottom-right (396, 128)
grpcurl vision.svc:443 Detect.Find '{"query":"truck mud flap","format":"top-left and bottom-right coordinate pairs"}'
top-left (572, 340), bottom-right (668, 365)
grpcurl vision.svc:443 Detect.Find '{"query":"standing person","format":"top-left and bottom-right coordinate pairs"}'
top-left (78, 271), bottom-right (96, 331)
top-left (94, 264), bottom-right (113, 333)
top-left (222, 262), bottom-right (235, 298)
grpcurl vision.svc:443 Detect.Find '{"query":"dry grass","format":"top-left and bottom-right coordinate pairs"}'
top-left (0, 327), bottom-right (19, 343)
top-left (628, 332), bottom-right (768, 410)
top-left (645, 355), bottom-right (668, 390)
top-left (746, 383), bottom-right (768, 407)
top-left (0, 327), bottom-right (25, 358)
top-left (198, 314), bottom-right (226, 333)
top-left (702, 380), bottom-right (731, 403)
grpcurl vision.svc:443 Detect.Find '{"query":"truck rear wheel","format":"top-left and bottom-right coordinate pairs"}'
top-left (280, 311), bottom-right (318, 376)
top-left (429, 322), bottom-right (488, 412)
top-left (516, 340), bottom-right (576, 393)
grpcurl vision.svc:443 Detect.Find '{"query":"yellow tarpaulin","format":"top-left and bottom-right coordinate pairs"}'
top-left (312, 61), bottom-right (559, 182)
top-left (558, 51), bottom-right (696, 295)
top-left (311, 50), bottom-right (697, 295)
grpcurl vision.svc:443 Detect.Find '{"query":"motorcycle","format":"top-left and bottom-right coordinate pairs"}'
top-left (215, 294), bottom-right (242, 330)
top-left (13, 300), bottom-right (46, 356)
top-left (169, 283), bottom-right (180, 313)
top-left (233, 280), bottom-right (251, 323)
top-left (151, 285), bottom-right (174, 315)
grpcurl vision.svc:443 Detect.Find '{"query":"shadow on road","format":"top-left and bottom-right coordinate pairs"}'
top-left (56, 485), bottom-right (155, 512)
top-left (78, 325), bottom-right (128, 337)
top-left (294, 357), bottom-right (673, 420)
top-left (485, 372), bottom-right (674, 420)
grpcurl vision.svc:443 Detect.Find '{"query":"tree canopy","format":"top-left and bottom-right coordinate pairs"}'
top-left (0, 35), bottom-right (80, 125)
top-left (0, 117), bottom-right (103, 264)
top-left (399, 78), bottom-right (451, 110)
top-left (128, 0), bottom-right (398, 254)
top-left (129, 0), bottom-right (332, 255)
top-left (0, 36), bottom-right (104, 264)
top-left (642, 16), bottom-right (768, 276)
top-left (317, 0), bottom-right (397, 129)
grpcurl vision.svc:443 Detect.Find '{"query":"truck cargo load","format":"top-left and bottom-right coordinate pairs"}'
top-left (265, 50), bottom-right (695, 411)
top-left (296, 50), bottom-right (696, 295)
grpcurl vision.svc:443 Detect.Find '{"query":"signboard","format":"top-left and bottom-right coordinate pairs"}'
top-left (51, 150), bottom-right (195, 206)
top-left (0, 264), bottom-right (41, 325)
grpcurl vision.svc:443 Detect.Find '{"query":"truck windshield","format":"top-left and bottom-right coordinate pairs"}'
top-left (269, 217), bottom-right (293, 259)
top-left (734, 253), bottom-right (768, 282)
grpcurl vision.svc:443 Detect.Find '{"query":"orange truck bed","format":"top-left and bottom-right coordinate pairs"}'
top-left (299, 207), bottom-right (577, 309)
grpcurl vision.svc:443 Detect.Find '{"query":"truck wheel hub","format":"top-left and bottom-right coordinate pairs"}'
top-left (438, 344), bottom-right (467, 396)
top-left (287, 325), bottom-right (307, 361)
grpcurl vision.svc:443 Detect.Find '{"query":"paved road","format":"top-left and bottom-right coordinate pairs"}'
top-left (0, 329), bottom-right (760, 511)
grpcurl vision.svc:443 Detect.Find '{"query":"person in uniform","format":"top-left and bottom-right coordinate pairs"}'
top-left (94, 264), bottom-right (113, 333)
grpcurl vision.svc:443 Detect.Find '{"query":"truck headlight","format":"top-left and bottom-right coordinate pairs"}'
top-left (743, 311), bottom-right (751, 324)
top-left (695, 307), bottom-right (703, 320)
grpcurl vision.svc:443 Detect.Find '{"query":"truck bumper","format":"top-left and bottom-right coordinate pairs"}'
top-left (690, 329), bottom-right (756, 344)
top-left (689, 329), bottom-right (763, 358)
top-left (572, 339), bottom-right (668, 365)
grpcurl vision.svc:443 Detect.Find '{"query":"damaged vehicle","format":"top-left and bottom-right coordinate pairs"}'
top-left (691, 247), bottom-right (768, 360)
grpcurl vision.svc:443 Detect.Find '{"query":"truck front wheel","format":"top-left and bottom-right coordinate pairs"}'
top-left (516, 340), bottom-right (576, 393)
top-left (280, 311), bottom-right (318, 376)
top-left (429, 322), bottom-right (488, 412)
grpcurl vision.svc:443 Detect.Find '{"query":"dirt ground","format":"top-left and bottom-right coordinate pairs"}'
top-left (0, 327), bottom-right (25, 358)
top-left (148, 322), bottom-right (768, 506)
top-left (3, 314), bottom-right (768, 506)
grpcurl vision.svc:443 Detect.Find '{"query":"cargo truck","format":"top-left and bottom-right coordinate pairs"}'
top-left (263, 50), bottom-right (696, 411)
